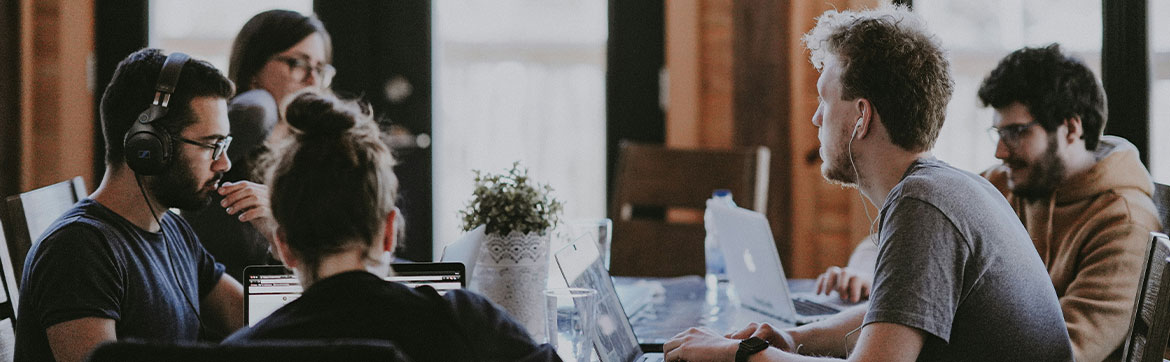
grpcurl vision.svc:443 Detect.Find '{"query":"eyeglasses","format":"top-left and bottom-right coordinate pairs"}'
top-left (272, 55), bottom-right (335, 87)
top-left (987, 121), bottom-right (1040, 147)
top-left (177, 136), bottom-right (232, 161)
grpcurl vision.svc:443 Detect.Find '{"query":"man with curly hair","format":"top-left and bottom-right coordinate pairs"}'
top-left (979, 44), bottom-right (1161, 362)
top-left (814, 44), bottom-right (1160, 362)
top-left (663, 6), bottom-right (1073, 362)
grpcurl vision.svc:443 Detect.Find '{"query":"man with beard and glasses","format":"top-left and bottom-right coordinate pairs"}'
top-left (15, 49), bottom-right (245, 362)
top-left (812, 44), bottom-right (1161, 362)
top-left (978, 44), bottom-right (1161, 362)
top-left (663, 6), bottom-right (1071, 362)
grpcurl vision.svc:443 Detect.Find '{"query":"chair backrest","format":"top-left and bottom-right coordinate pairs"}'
top-left (1123, 232), bottom-right (1170, 362)
top-left (1153, 182), bottom-right (1170, 232)
top-left (2, 176), bottom-right (87, 285)
top-left (609, 142), bottom-right (770, 277)
top-left (0, 218), bottom-right (14, 362)
top-left (85, 339), bottom-right (413, 362)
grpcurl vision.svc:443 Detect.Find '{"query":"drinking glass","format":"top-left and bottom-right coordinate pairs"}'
top-left (544, 288), bottom-right (598, 362)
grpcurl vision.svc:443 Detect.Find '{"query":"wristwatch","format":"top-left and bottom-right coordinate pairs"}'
top-left (735, 337), bottom-right (770, 362)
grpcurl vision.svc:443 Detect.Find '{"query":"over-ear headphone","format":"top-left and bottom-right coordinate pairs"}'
top-left (124, 52), bottom-right (190, 175)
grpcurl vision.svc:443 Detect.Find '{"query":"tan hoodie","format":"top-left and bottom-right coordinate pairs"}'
top-left (984, 135), bottom-right (1162, 362)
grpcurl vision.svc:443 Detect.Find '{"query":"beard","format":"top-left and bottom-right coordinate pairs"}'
top-left (1006, 134), bottom-right (1066, 201)
top-left (148, 152), bottom-right (223, 211)
top-left (821, 130), bottom-right (858, 187)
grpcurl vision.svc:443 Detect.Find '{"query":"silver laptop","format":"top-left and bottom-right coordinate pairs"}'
top-left (555, 239), bottom-right (664, 362)
top-left (440, 225), bottom-right (485, 283)
top-left (710, 205), bottom-right (846, 325)
top-left (243, 263), bottom-right (466, 326)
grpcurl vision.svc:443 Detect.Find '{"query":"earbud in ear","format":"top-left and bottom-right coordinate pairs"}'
top-left (855, 117), bottom-right (863, 128)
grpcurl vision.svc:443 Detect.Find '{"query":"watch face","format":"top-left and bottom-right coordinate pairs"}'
top-left (741, 337), bottom-right (769, 350)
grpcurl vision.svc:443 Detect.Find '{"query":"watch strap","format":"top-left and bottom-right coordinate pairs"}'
top-left (735, 337), bottom-right (770, 362)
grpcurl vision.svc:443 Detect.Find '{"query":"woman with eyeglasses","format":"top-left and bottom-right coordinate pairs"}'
top-left (184, 9), bottom-right (335, 283)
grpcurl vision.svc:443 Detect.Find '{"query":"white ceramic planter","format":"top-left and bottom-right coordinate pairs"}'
top-left (470, 230), bottom-right (551, 342)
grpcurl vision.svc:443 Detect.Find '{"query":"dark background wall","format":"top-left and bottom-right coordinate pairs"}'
top-left (316, 0), bottom-right (433, 261)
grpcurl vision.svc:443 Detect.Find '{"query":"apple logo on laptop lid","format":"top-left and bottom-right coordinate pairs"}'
top-left (743, 249), bottom-right (757, 273)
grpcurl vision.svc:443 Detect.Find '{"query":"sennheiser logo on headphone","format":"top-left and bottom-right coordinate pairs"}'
top-left (138, 150), bottom-right (152, 159)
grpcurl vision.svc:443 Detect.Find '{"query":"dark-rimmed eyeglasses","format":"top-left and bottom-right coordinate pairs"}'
top-left (177, 136), bottom-right (232, 161)
top-left (987, 121), bottom-right (1040, 147)
top-left (272, 55), bottom-right (335, 87)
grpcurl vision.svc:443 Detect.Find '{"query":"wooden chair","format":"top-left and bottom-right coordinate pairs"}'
top-left (2, 176), bottom-right (87, 284)
top-left (1153, 182), bottom-right (1170, 231)
top-left (608, 142), bottom-right (769, 277)
top-left (86, 339), bottom-right (413, 362)
top-left (1122, 232), bottom-right (1170, 362)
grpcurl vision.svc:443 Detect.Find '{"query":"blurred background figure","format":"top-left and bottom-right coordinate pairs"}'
top-left (184, 9), bottom-right (334, 281)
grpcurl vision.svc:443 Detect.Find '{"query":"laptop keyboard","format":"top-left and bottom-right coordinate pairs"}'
top-left (793, 298), bottom-right (840, 316)
top-left (637, 354), bottom-right (665, 362)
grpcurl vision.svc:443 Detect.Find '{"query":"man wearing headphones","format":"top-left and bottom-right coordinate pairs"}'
top-left (15, 49), bottom-right (245, 362)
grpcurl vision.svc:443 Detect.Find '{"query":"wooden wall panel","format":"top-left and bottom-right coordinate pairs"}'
top-left (665, 0), bottom-right (733, 150)
top-left (728, 0), bottom-right (880, 278)
top-left (17, 0), bottom-right (95, 194)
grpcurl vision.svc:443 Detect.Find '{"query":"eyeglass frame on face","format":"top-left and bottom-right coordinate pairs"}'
top-left (271, 54), bottom-right (335, 87)
top-left (987, 121), bottom-right (1041, 148)
top-left (176, 135), bottom-right (232, 161)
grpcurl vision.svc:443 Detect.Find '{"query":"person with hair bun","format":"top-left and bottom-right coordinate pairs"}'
top-left (222, 91), bottom-right (561, 362)
top-left (185, 9), bottom-right (336, 281)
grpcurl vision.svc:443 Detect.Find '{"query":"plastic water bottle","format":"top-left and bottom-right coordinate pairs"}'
top-left (704, 189), bottom-right (736, 281)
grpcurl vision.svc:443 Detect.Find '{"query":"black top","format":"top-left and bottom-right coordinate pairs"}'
top-left (184, 89), bottom-right (280, 281)
top-left (224, 271), bottom-right (562, 362)
top-left (15, 198), bottom-right (226, 362)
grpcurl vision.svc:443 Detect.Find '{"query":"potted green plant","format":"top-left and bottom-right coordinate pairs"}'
top-left (459, 162), bottom-right (563, 339)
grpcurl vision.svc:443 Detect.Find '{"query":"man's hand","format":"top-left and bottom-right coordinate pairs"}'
top-left (725, 323), bottom-right (797, 353)
top-left (664, 327), bottom-right (741, 362)
top-left (218, 181), bottom-right (275, 241)
top-left (814, 266), bottom-right (873, 303)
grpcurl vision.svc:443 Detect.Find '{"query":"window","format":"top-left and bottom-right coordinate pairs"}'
top-left (433, 1), bottom-right (608, 257)
top-left (917, 0), bottom-right (1102, 173)
top-left (1150, 0), bottom-right (1170, 183)
top-left (149, 0), bottom-right (314, 72)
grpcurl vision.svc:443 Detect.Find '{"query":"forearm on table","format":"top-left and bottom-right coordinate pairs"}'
top-left (787, 305), bottom-right (867, 357)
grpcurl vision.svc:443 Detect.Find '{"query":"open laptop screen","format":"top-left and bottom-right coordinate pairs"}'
top-left (388, 262), bottom-right (465, 293)
top-left (555, 239), bottom-right (644, 362)
top-left (244, 262), bottom-right (466, 326)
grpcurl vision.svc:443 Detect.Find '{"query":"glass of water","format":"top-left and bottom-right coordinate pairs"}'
top-left (544, 288), bottom-right (598, 362)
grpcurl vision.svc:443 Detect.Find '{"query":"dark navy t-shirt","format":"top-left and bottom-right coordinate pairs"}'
top-left (224, 271), bottom-right (562, 362)
top-left (14, 198), bottom-right (226, 362)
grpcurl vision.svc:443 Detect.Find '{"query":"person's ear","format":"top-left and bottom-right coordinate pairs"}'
top-left (1064, 116), bottom-right (1084, 144)
top-left (383, 208), bottom-right (399, 253)
top-left (272, 227), bottom-right (298, 269)
top-left (853, 98), bottom-right (873, 138)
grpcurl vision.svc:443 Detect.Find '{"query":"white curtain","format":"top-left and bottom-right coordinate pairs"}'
top-left (917, 0), bottom-right (1101, 174)
top-left (433, 0), bottom-right (608, 258)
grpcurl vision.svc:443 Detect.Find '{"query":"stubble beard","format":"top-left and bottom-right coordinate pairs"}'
top-left (821, 135), bottom-right (859, 187)
top-left (148, 152), bottom-right (222, 211)
top-left (1007, 135), bottom-right (1066, 201)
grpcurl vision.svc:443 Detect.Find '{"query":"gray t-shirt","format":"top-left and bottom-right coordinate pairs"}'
top-left (865, 158), bottom-right (1072, 361)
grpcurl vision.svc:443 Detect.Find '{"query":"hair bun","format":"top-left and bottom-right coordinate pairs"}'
top-left (284, 91), bottom-right (359, 136)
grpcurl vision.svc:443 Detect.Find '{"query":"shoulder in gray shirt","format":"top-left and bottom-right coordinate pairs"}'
top-left (865, 158), bottom-right (1072, 362)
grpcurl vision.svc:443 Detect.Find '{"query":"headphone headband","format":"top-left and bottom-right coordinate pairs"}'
top-left (124, 51), bottom-right (190, 175)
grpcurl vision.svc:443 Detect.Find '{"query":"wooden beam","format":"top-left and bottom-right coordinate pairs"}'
top-left (19, 0), bottom-right (96, 192)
